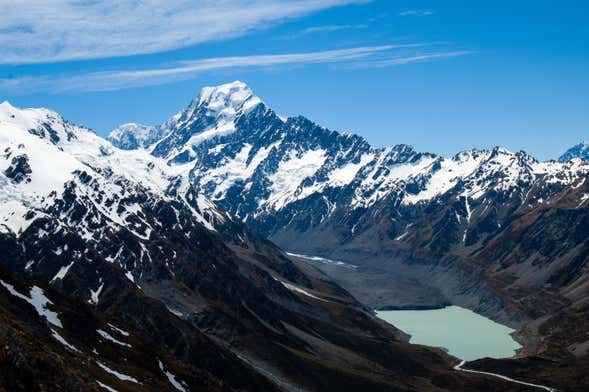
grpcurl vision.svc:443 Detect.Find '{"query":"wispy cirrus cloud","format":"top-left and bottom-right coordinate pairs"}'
top-left (0, 0), bottom-right (371, 64)
top-left (289, 24), bottom-right (368, 38)
top-left (0, 45), bottom-right (474, 94)
top-left (399, 9), bottom-right (435, 17)
top-left (349, 51), bottom-right (474, 68)
top-left (0, 46), bottom-right (393, 93)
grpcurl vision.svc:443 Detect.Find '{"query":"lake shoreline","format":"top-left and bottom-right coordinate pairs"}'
top-left (376, 305), bottom-right (522, 362)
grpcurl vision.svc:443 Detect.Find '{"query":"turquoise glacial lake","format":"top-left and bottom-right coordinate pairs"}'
top-left (376, 305), bottom-right (522, 361)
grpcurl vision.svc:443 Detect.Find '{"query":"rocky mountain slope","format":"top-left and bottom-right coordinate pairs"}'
top-left (0, 266), bottom-right (274, 392)
top-left (0, 100), bottom-right (528, 391)
top-left (107, 81), bottom-right (589, 391)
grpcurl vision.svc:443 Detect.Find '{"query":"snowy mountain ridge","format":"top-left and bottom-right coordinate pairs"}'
top-left (0, 100), bottom-right (226, 241)
top-left (4, 81), bottom-right (588, 260)
top-left (105, 82), bottom-right (589, 243)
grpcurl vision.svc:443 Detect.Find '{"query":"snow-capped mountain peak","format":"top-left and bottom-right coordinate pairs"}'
top-left (1, 100), bottom-right (52, 130)
top-left (107, 122), bottom-right (167, 150)
top-left (1, 101), bottom-right (56, 126)
top-left (147, 82), bottom-right (266, 162)
top-left (0, 100), bottom-right (20, 115)
top-left (197, 80), bottom-right (261, 113)
top-left (171, 80), bottom-right (262, 131)
top-left (108, 81), bottom-right (262, 154)
top-left (165, 80), bottom-right (262, 133)
top-left (0, 101), bottom-right (86, 145)
top-left (559, 141), bottom-right (589, 162)
top-left (0, 100), bottom-right (16, 112)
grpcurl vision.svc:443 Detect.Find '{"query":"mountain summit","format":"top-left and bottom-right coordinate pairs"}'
top-left (108, 81), bottom-right (262, 153)
top-left (195, 80), bottom-right (262, 114)
top-left (559, 141), bottom-right (589, 162)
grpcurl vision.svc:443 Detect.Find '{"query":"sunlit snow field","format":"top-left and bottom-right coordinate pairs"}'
top-left (376, 305), bottom-right (521, 361)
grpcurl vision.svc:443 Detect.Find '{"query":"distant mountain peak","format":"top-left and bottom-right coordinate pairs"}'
top-left (0, 102), bottom-right (88, 145)
top-left (559, 141), bottom-right (589, 162)
top-left (0, 101), bottom-right (64, 128)
top-left (107, 122), bottom-right (168, 150)
top-left (0, 100), bottom-right (48, 123)
top-left (0, 100), bottom-right (16, 110)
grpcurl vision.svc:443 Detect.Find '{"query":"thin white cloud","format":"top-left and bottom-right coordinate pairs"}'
top-left (290, 24), bottom-right (368, 38)
top-left (399, 9), bottom-right (435, 17)
top-left (0, 47), bottom-right (474, 94)
top-left (350, 51), bottom-right (474, 68)
top-left (0, 0), bottom-right (371, 64)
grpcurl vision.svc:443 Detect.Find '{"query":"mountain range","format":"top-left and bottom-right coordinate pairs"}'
top-left (0, 81), bottom-right (588, 391)
top-left (109, 81), bottom-right (589, 321)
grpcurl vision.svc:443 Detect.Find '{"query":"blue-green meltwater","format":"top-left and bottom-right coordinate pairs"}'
top-left (376, 305), bottom-right (522, 361)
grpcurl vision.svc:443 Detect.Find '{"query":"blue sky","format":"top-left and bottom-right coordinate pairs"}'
top-left (1, 0), bottom-right (587, 160)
